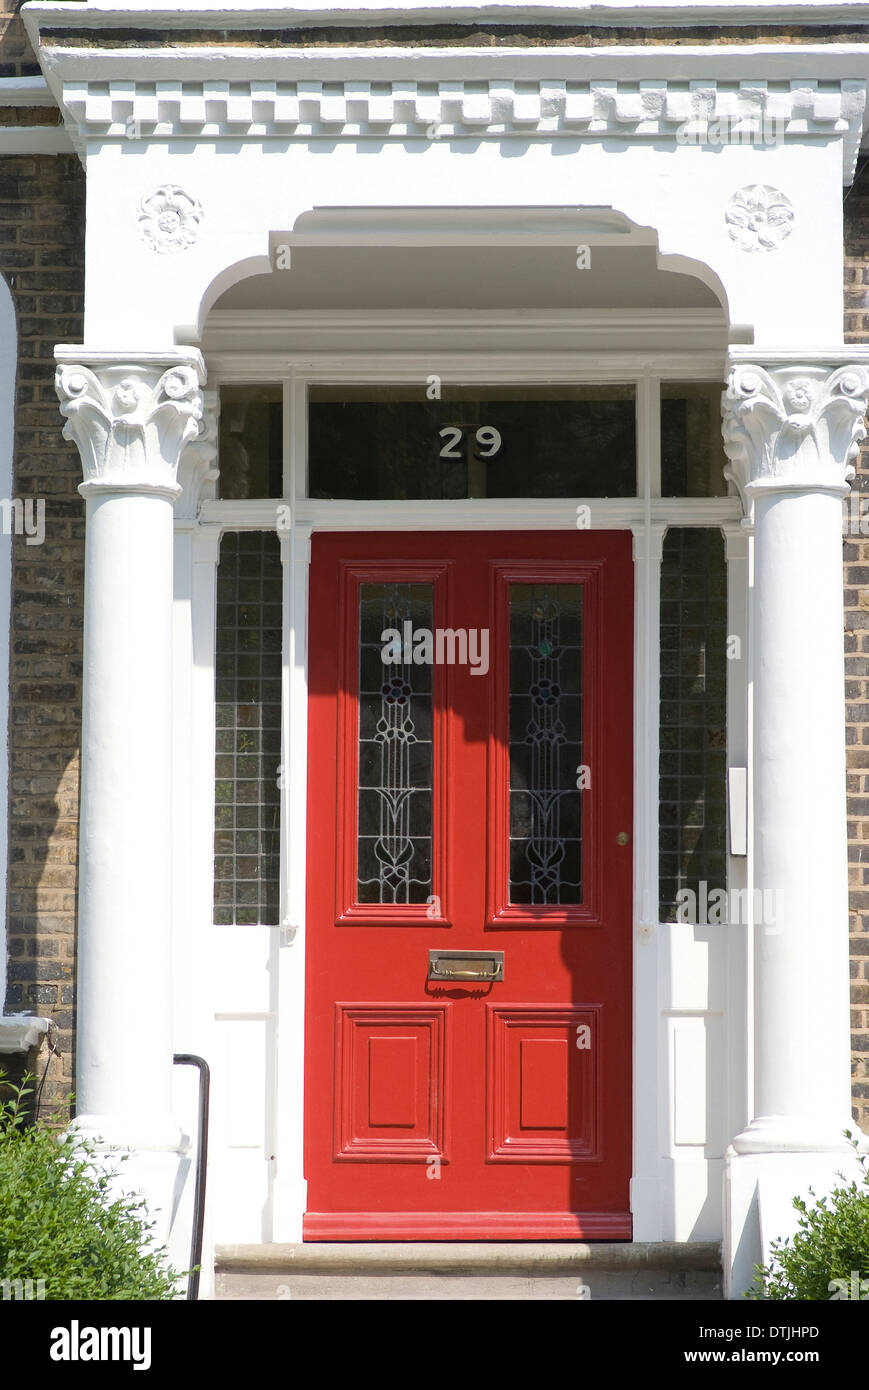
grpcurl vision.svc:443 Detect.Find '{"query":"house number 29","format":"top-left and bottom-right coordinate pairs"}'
top-left (439, 425), bottom-right (502, 459)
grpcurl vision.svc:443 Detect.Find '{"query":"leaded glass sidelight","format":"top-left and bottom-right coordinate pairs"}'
top-left (658, 528), bottom-right (727, 921)
top-left (357, 583), bottom-right (434, 904)
top-left (213, 532), bottom-right (282, 926)
top-left (509, 584), bottom-right (583, 905)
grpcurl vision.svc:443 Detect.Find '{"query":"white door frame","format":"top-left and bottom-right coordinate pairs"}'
top-left (177, 337), bottom-right (748, 1245)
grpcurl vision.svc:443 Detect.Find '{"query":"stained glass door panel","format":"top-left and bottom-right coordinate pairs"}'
top-left (305, 532), bottom-right (633, 1238)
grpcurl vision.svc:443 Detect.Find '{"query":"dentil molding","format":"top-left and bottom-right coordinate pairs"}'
top-left (58, 77), bottom-right (866, 179)
top-left (721, 359), bottom-right (869, 504)
top-left (55, 349), bottom-right (206, 499)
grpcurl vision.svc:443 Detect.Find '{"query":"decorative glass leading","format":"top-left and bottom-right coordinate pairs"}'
top-left (658, 528), bottom-right (727, 921)
top-left (509, 585), bottom-right (583, 905)
top-left (358, 583), bottom-right (433, 904)
top-left (213, 532), bottom-right (282, 926)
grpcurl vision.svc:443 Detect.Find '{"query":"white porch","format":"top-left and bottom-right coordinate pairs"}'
top-left (23, 0), bottom-right (869, 1295)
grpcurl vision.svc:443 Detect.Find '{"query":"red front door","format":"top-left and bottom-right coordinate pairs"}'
top-left (304, 531), bottom-right (633, 1239)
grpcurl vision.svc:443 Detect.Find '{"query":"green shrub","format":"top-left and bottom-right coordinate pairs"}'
top-left (0, 1073), bottom-right (185, 1300)
top-left (747, 1134), bottom-right (869, 1300)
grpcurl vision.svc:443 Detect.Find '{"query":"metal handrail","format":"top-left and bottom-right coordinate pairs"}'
top-left (173, 1053), bottom-right (210, 1301)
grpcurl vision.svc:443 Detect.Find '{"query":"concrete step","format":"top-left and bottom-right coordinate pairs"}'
top-left (215, 1241), bottom-right (723, 1301)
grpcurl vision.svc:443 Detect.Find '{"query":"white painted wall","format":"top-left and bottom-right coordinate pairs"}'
top-left (79, 132), bottom-right (848, 350)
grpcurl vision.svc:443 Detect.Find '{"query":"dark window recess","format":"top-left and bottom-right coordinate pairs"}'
top-left (308, 385), bottom-right (636, 500)
top-left (658, 528), bottom-right (727, 923)
top-left (509, 583), bottom-right (583, 906)
top-left (660, 383), bottom-right (729, 497)
top-left (218, 385), bottom-right (283, 499)
top-left (213, 532), bottom-right (282, 926)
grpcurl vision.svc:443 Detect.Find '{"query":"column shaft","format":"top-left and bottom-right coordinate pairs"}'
top-left (751, 487), bottom-right (852, 1144)
top-left (77, 490), bottom-right (176, 1132)
top-left (55, 350), bottom-right (205, 1177)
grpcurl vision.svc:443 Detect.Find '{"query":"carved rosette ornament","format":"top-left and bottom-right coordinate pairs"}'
top-left (55, 361), bottom-right (204, 499)
top-left (721, 364), bottom-right (869, 507)
top-left (137, 185), bottom-right (203, 254)
top-left (725, 185), bottom-right (794, 253)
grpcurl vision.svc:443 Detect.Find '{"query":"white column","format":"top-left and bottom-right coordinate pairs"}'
top-left (721, 352), bottom-right (869, 1295)
top-left (55, 347), bottom-right (206, 1242)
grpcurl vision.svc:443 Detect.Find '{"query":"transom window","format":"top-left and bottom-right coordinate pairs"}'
top-left (214, 378), bottom-right (731, 502)
top-left (307, 384), bottom-right (637, 499)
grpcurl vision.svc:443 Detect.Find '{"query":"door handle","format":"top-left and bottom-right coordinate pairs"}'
top-left (428, 950), bottom-right (504, 982)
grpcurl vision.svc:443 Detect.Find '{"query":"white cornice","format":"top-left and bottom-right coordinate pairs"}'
top-left (40, 72), bottom-right (867, 181)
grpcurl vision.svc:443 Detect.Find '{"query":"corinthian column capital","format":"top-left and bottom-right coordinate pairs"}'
top-left (721, 353), bottom-right (869, 509)
top-left (176, 389), bottom-right (219, 521)
top-left (55, 348), bottom-right (206, 499)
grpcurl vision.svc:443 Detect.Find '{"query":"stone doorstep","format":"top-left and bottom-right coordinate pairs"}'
top-left (215, 1241), bottom-right (722, 1276)
top-left (215, 1270), bottom-right (723, 1301)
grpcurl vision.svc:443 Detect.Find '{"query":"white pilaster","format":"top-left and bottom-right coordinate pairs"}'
top-left (721, 521), bottom-right (752, 1157)
top-left (0, 276), bottom-right (14, 1018)
top-left (272, 518), bottom-right (311, 1241)
top-left (721, 351), bottom-right (869, 1296)
top-left (630, 519), bottom-right (667, 1240)
top-left (170, 392), bottom-right (220, 1292)
top-left (55, 346), bottom-right (206, 1252)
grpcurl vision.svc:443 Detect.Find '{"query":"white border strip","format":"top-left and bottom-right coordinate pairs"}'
top-left (0, 128), bottom-right (73, 154)
top-left (21, 2), bottom-right (869, 31)
top-left (34, 45), bottom-right (869, 84)
top-left (0, 278), bottom-right (14, 1015)
top-left (0, 76), bottom-right (55, 106)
